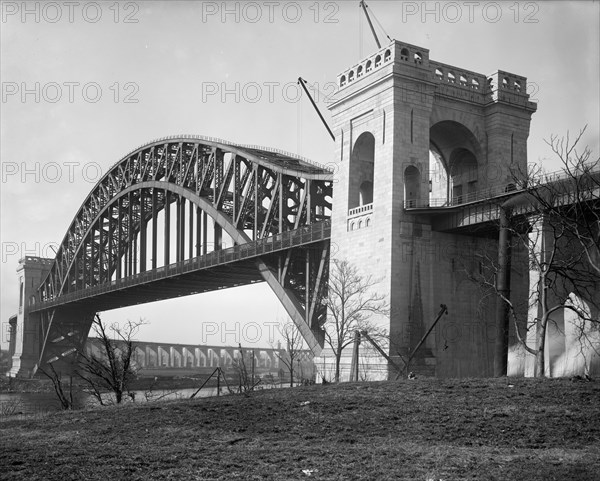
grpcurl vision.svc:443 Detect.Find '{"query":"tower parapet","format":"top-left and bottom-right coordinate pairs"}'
top-left (335, 40), bottom-right (536, 112)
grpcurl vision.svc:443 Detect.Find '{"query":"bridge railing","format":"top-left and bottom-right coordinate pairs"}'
top-left (34, 221), bottom-right (331, 310)
top-left (403, 165), bottom-right (600, 210)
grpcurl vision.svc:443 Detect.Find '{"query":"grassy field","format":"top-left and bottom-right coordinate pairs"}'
top-left (1, 377), bottom-right (599, 480)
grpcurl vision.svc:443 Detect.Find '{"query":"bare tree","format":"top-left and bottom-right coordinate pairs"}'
top-left (274, 319), bottom-right (305, 387)
top-left (473, 128), bottom-right (599, 377)
top-left (39, 363), bottom-right (75, 410)
top-left (75, 314), bottom-right (146, 405)
top-left (232, 344), bottom-right (257, 393)
top-left (323, 259), bottom-right (388, 382)
top-left (532, 126), bottom-right (600, 275)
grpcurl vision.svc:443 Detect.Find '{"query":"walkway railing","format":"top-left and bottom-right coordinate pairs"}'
top-left (404, 165), bottom-right (600, 210)
top-left (33, 221), bottom-right (331, 311)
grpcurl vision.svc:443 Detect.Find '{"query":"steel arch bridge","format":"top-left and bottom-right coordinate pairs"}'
top-left (29, 136), bottom-right (333, 368)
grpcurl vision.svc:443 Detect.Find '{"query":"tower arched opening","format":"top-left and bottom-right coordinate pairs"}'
top-left (429, 120), bottom-right (483, 205)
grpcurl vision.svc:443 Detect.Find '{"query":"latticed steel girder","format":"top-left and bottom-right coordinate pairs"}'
top-left (35, 137), bottom-right (333, 357)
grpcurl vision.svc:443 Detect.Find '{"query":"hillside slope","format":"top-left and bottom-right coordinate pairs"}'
top-left (1, 378), bottom-right (599, 480)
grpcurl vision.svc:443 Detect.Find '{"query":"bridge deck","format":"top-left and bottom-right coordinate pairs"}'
top-left (31, 221), bottom-right (331, 313)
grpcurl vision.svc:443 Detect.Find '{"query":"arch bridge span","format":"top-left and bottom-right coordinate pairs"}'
top-left (26, 136), bottom-right (333, 372)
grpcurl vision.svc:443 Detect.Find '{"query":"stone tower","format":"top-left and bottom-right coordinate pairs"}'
top-left (327, 40), bottom-right (536, 378)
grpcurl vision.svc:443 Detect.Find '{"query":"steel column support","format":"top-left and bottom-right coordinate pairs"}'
top-left (202, 211), bottom-right (207, 255)
top-left (233, 156), bottom-right (239, 223)
top-left (214, 221), bottom-right (222, 251)
top-left (72, 252), bottom-right (79, 292)
top-left (176, 195), bottom-right (181, 262)
top-left (107, 206), bottom-right (113, 281)
top-left (127, 192), bottom-right (133, 276)
top-left (82, 238), bottom-right (87, 288)
top-left (188, 198), bottom-right (194, 259)
top-left (254, 165), bottom-right (258, 240)
top-left (196, 206), bottom-right (202, 257)
top-left (306, 179), bottom-right (312, 225)
top-left (140, 190), bottom-right (147, 272)
top-left (90, 226), bottom-right (95, 287)
top-left (164, 190), bottom-right (170, 265)
top-left (117, 197), bottom-right (123, 280)
top-left (98, 214), bottom-right (103, 283)
top-left (178, 197), bottom-right (185, 261)
top-left (279, 174), bottom-right (284, 234)
top-left (151, 189), bottom-right (158, 269)
top-left (133, 226), bottom-right (138, 275)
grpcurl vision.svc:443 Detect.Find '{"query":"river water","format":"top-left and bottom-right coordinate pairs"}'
top-left (0, 386), bottom-right (222, 420)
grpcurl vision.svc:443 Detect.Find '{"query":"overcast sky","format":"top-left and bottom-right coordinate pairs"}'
top-left (1, 0), bottom-right (599, 350)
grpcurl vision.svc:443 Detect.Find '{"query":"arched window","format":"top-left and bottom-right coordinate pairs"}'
top-left (514, 80), bottom-right (521, 92)
top-left (348, 70), bottom-right (355, 82)
top-left (384, 49), bottom-right (391, 62)
top-left (358, 220), bottom-right (363, 229)
top-left (357, 65), bottom-right (363, 78)
top-left (502, 77), bottom-right (509, 88)
top-left (414, 52), bottom-right (422, 64)
top-left (348, 132), bottom-right (375, 210)
top-left (375, 55), bottom-right (381, 67)
top-left (459, 75), bottom-right (467, 86)
top-left (366, 218), bottom-right (371, 227)
top-left (400, 48), bottom-right (409, 61)
top-left (435, 68), bottom-right (443, 80)
top-left (447, 72), bottom-right (456, 83)
top-left (350, 222), bottom-right (355, 231)
top-left (366, 60), bottom-right (372, 72)
top-left (340, 75), bottom-right (346, 87)
top-left (471, 78), bottom-right (480, 90)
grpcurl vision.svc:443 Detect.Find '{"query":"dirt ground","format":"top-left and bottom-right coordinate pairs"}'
top-left (1, 377), bottom-right (599, 480)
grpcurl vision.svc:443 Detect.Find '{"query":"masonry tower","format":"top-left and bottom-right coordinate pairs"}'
top-left (327, 40), bottom-right (537, 378)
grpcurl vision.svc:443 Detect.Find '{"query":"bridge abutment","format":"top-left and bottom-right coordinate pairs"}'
top-left (8, 257), bottom-right (53, 378)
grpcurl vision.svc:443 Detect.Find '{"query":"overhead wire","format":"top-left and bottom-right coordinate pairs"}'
top-left (367, 3), bottom-right (393, 44)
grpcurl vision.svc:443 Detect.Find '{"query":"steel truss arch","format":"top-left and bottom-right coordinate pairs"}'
top-left (36, 137), bottom-right (333, 358)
